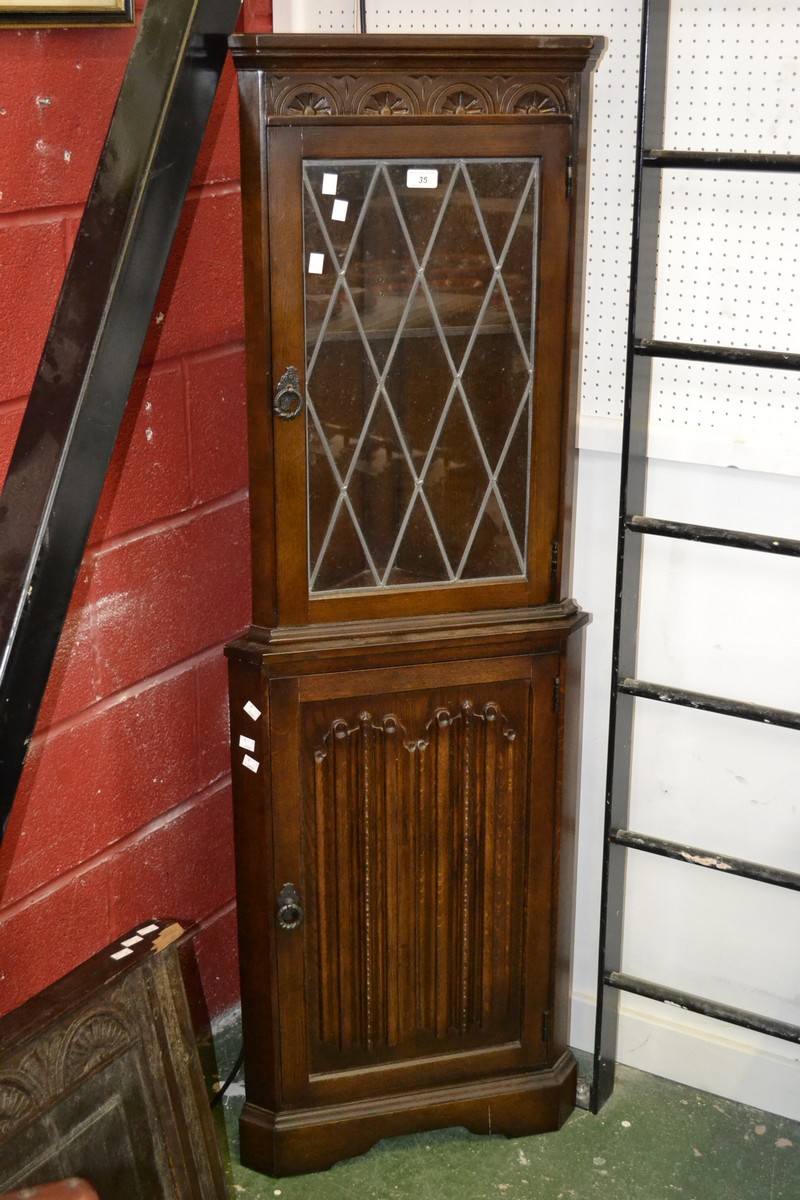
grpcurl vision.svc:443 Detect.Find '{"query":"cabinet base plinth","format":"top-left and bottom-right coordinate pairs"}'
top-left (239, 1052), bottom-right (577, 1177)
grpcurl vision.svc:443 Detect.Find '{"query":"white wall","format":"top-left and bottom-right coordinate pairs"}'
top-left (271, 0), bottom-right (800, 1117)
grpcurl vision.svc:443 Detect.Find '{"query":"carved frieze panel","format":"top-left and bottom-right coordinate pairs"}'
top-left (0, 1007), bottom-right (132, 1141)
top-left (267, 74), bottom-right (574, 119)
top-left (0, 928), bottom-right (228, 1198)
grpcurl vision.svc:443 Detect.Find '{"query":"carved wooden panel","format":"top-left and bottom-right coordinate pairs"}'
top-left (301, 680), bottom-right (535, 1073)
top-left (0, 922), bottom-right (227, 1198)
top-left (266, 74), bottom-right (574, 118)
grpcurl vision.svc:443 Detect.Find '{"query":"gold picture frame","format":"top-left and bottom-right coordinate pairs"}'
top-left (0, 0), bottom-right (133, 25)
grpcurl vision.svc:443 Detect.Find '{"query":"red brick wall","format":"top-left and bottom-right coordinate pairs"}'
top-left (0, 0), bottom-right (271, 1022)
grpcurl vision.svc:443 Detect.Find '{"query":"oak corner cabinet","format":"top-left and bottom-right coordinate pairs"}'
top-left (226, 32), bottom-right (601, 1177)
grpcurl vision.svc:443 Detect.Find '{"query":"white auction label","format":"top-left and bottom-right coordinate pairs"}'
top-left (322, 172), bottom-right (338, 196)
top-left (406, 168), bottom-right (438, 189)
top-left (331, 198), bottom-right (349, 222)
top-left (308, 252), bottom-right (325, 274)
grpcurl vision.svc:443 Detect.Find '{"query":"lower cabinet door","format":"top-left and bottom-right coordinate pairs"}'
top-left (267, 652), bottom-right (560, 1110)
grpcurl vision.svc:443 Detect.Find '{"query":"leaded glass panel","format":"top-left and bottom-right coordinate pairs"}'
top-left (303, 158), bottom-right (539, 594)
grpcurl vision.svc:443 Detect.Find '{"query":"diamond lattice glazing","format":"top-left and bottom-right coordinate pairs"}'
top-left (303, 158), bottom-right (539, 594)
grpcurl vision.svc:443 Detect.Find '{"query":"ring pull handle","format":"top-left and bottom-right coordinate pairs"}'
top-left (273, 366), bottom-right (304, 420)
top-left (276, 882), bottom-right (304, 931)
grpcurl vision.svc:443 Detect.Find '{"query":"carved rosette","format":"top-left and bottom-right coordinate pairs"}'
top-left (266, 74), bottom-right (573, 118)
top-left (61, 1011), bottom-right (131, 1085)
top-left (309, 700), bottom-right (523, 1061)
top-left (503, 83), bottom-right (565, 115)
top-left (274, 83), bottom-right (337, 117)
top-left (352, 81), bottom-right (418, 116)
top-left (0, 1078), bottom-right (37, 1136)
top-left (429, 82), bottom-right (492, 116)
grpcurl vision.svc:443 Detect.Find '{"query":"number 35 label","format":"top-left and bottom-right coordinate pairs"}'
top-left (406, 168), bottom-right (438, 189)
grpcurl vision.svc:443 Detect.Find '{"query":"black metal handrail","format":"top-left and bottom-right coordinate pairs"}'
top-left (0, 0), bottom-right (242, 836)
top-left (591, 0), bottom-right (800, 1113)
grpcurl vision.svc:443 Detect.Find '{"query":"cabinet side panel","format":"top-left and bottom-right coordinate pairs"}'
top-left (237, 69), bottom-right (278, 627)
top-left (226, 652), bottom-right (279, 1109)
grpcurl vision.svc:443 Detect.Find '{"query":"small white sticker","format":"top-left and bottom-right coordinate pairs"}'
top-left (406, 168), bottom-right (438, 190)
top-left (243, 701), bottom-right (261, 721)
top-left (322, 172), bottom-right (338, 196)
top-left (242, 754), bottom-right (260, 774)
top-left (122, 935), bottom-right (143, 948)
top-left (331, 198), bottom-right (348, 222)
top-left (239, 734), bottom-right (256, 752)
top-left (111, 948), bottom-right (134, 961)
top-left (308, 252), bottom-right (325, 275)
top-left (137, 923), bottom-right (160, 935)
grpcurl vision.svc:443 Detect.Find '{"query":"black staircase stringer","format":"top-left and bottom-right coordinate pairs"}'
top-left (0, 0), bottom-right (242, 834)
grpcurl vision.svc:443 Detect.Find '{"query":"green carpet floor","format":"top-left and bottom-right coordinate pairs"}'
top-left (209, 1015), bottom-right (799, 1199)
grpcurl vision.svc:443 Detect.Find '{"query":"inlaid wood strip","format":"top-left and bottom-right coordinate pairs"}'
top-left (480, 705), bottom-right (498, 1029)
top-left (459, 702), bottom-right (474, 1035)
top-left (359, 712), bottom-right (375, 1052)
top-left (416, 735), bottom-right (434, 1032)
top-left (383, 717), bottom-right (400, 1047)
top-left (331, 718), bottom-right (356, 1052)
top-left (313, 745), bottom-right (340, 1046)
top-left (433, 709), bottom-right (453, 1039)
top-left (495, 723), bottom-right (518, 1019)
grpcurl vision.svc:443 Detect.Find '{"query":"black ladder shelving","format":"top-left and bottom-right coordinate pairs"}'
top-left (591, 0), bottom-right (800, 1112)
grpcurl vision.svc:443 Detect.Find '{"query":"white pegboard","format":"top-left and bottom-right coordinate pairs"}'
top-left (271, 2), bottom-right (800, 474)
top-left (651, 2), bottom-right (800, 462)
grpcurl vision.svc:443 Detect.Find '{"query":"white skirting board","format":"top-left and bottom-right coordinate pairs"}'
top-left (570, 990), bottom-right (800, 1124)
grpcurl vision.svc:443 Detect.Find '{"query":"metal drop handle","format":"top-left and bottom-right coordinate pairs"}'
top-left (273, 365), bottom-right (303, 420)
top-left (277, 882), bottom-right (304, 931)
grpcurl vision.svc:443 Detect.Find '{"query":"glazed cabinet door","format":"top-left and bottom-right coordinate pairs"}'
top-left (266, 122), bottom-right (573, 627)
top-left (267, 653), bottom-right (561, 1108)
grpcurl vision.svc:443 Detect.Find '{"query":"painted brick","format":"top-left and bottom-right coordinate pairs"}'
top-left (195, 649), bottom-right (232, 788)
top-left (0, 400), bottom-right (25, 489)
top-left (191, 902), bottom-right (240, 1021)
top-left (192, 58), bottom-right (241, 189)
top-left (0, 30), bottom-right (132, 215)
top-left (140, 189), bottom-right (244, 366)
top-left (91, 498), bottom-right (250, 696)
top-left (35, 561), bottom-right (97, 731)
top-left (186, 345), bottom-right (248, 505)
top-left (106, 781), bottom-right (234, 932)
top-left (241, 0), bottom-right (273, 32)
top-left (2, 668), bottom-right (199, 904)
top-left (0, 865), bottom-right (111, 1017)
top-left (90, 363), bottom-right (192, 544)
top-left (0, 216), bottom-right (66, 404)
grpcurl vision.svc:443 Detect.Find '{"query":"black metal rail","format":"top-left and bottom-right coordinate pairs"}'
top-left (643, 149), bottom-right (800, 172)
top-left (625, 516), bottom-right (800, 558)
top-left (634, 338), bottom-right (800, 371)
top-left (610, 829), bottom-right (800, 892)
top-left (619, 679), bottom-right (800, 731)
top-left (591, 0), bottom-right (800, 1114)
top-left (0, 0), bottom-right (242, 835)
top-left (606, 973), bottom-right (800, 1044)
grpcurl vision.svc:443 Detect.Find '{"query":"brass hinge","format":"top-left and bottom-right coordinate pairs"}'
top-left (542, 1009), bottom-right (552, 1042)
top-left (553, 677), bottom-right (562, 713)
top-left (566, 155), bottom-right (573, 200)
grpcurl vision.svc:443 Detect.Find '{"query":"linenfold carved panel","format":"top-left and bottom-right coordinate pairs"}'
top-left (307, 696), bottom-right (529, 1065)
top-left (268, 74), bottom-right (573, 118)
